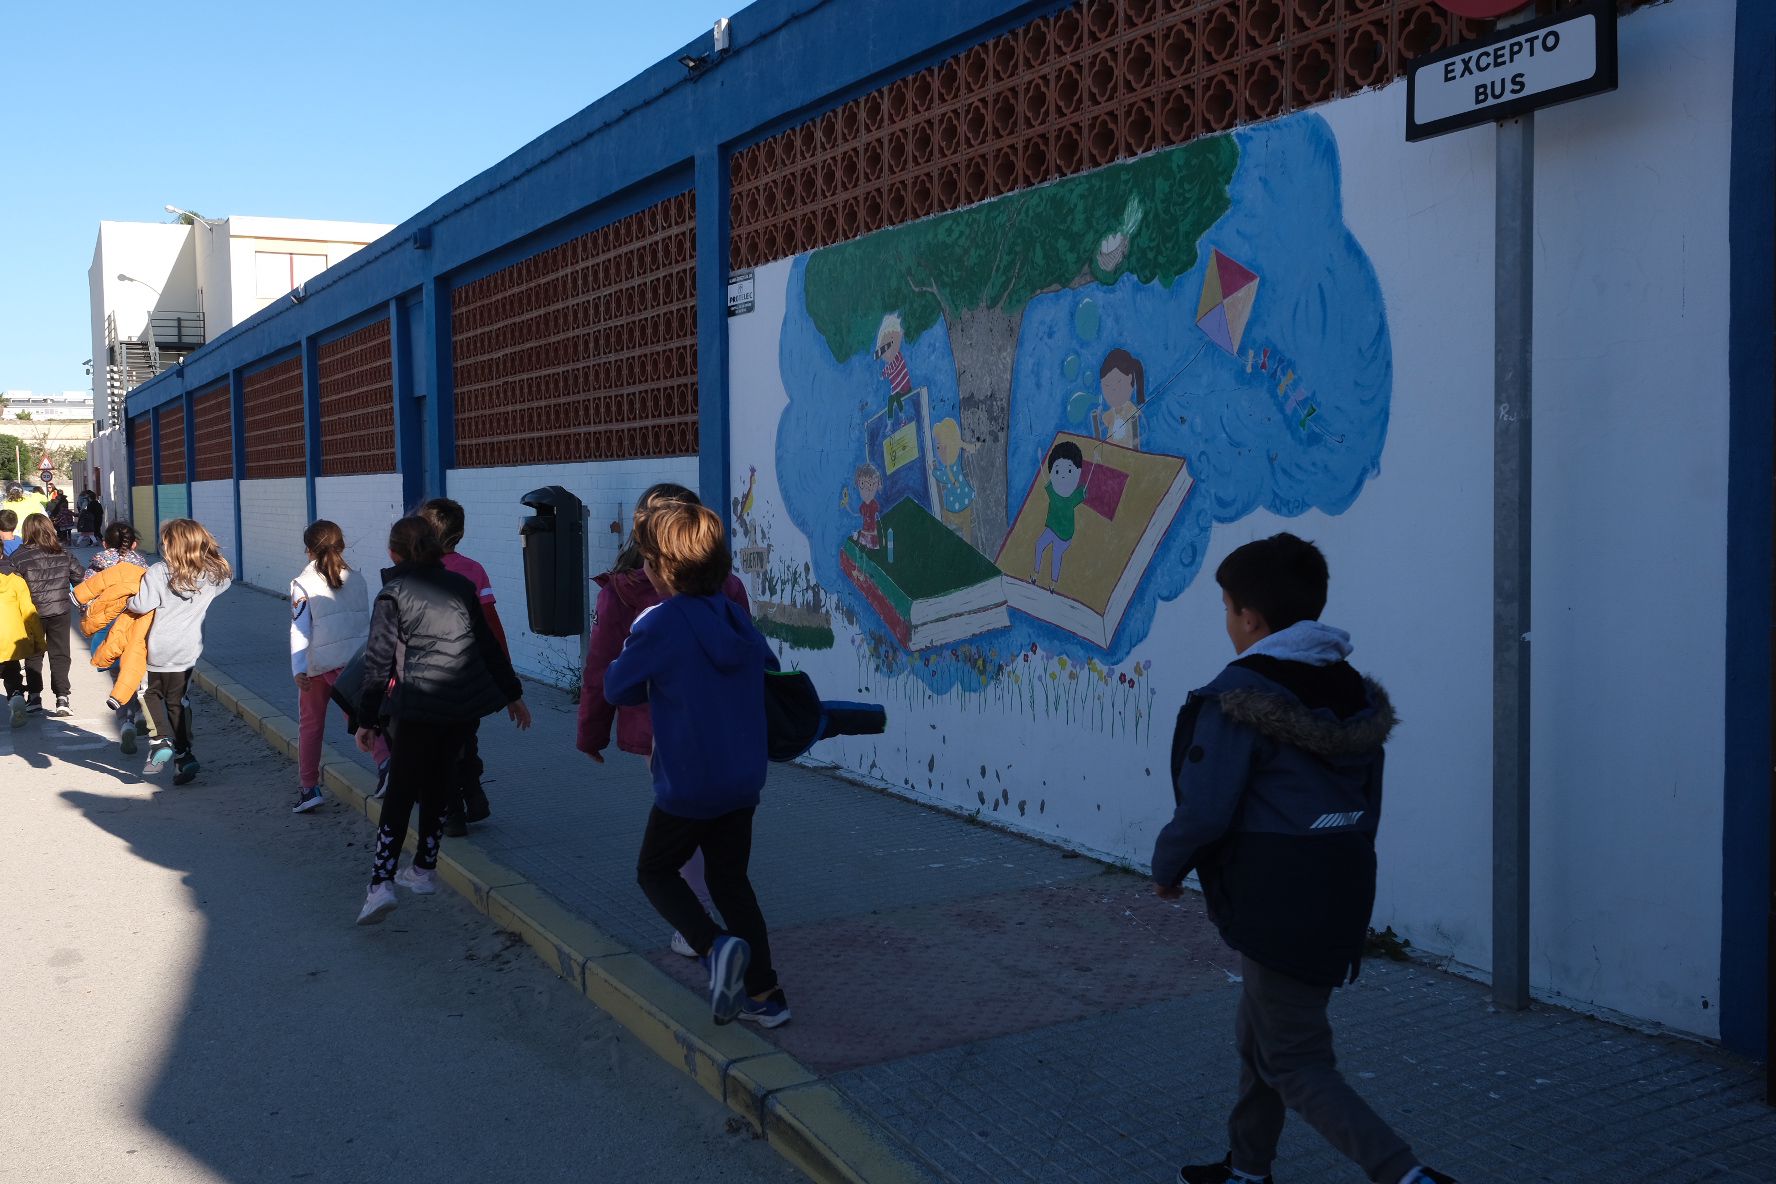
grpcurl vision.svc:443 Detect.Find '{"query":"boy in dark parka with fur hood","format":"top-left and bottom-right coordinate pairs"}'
top-left (1154, 533), bottom-right (1456, 1184)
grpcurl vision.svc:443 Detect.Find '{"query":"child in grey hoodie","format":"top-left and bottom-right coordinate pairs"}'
top-left (127, 518), bottom-right (232, 785)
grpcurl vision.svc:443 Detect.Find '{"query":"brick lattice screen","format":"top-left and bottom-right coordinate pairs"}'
top-left (158, 402), bottom-right (187, 485)
top-left (192, 383), bottom-right (234, 482)
top-left (451, 191), bottom-right (698, 467)
top-left (130, 416), bottom-right (151, 486)
top-left (730, 0), bottom-right (1649, 268)
top-left (242, 358), bottom-right (307, 480)
top-left (317, 320), bottom-right (396, 476)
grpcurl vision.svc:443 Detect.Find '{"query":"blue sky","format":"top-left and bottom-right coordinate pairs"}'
top-left (0, 0), bottom-right (736, 395)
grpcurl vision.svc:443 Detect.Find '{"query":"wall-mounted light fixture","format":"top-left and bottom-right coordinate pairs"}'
top-left (679, 16), bottom-right (732, 76)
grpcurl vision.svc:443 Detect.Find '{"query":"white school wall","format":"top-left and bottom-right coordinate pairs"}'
top-left (315, 474), bottom-right (405, 586)
top-left (237, 478), bottom-right (308, 592)
top-left (444, 458), bottom-right (699, 684)
top-left (726, 0), bottom-right (1736, 1037)
top-left (190, 481), bottom-right (236, 568)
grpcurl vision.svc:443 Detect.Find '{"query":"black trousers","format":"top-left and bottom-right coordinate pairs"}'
top-left (450, 718), bottom-right (486, 816)
top-left (17, 611), bottom-right (72, 699)
top-left (143, 668), bottom-right (195, 754)
top-left (1, 659), bottom-right (36, 698)
top-left (636, 805), bottom-right (777, 996)
top-left (373, 719), bottom-right (465, 884)
top-left (1228, 955), bottom-right (1417, 1183)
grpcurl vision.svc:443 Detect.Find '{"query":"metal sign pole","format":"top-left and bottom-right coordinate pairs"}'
top-left (1492, 7), bottom-right (1536, 1013)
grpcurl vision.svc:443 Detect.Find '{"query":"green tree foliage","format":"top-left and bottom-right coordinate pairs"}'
top-left (0, 434), bottom-right (26, 482)
top-left (806, 135), bottom-right (1238, 361)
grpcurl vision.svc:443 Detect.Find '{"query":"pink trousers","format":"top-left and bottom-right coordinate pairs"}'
top-left (298, 667), bottom-right (388, 789)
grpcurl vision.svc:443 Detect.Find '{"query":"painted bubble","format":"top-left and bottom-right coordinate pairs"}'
top-left (1073, 298), bottom-right (1100, 341)
top-left (1062, 353), bottom-right (1081, 381)
top-left (1066, 390), bottom-right (1093, 424)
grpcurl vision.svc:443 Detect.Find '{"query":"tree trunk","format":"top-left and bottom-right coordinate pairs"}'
top-left (950, 305), bottom-right (1024, 557)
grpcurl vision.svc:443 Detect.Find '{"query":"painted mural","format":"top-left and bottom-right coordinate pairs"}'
top-left (754, 112), bottom-right (1390, 691)
top-left (720, 111), bottom-right (1382, 844)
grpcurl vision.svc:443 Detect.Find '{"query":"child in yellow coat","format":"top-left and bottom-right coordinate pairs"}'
top-left (1, 571), bottom-right (46, 728)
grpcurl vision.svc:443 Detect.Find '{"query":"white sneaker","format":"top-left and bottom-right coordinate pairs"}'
top-left (356, 881), bottom-right (397, 925)
top-left (394, 865), bottom-right (437, 895)
top-left (7, 695), bottom-right (23, 728)
top-left (670, 931), bottom-right (698, 958)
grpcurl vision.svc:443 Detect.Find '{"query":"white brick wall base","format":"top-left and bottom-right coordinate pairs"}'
top-left (316, 473), bottom-right (406, 583)
top-left (238, 477), bottom-right (308, 593)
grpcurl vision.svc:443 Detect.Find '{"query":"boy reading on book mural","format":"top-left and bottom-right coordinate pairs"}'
top-left (1032, 440), bottom-right (1089, 587)
top-left (1152, 533), bottom-right (1456, 1184)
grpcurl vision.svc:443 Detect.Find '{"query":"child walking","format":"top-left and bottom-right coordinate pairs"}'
top-left (1152, 533), bottom-right (1455, 1184)
top-left (577, 483), bottom-right (751, 959)
top-left (0, 513), bottom-right (85, 717)
top-left (289, 520), bottom-right (378, 815)
top-left (415, 498), bottom-right (507, 836)
top-left (127, 519), bottom-right (232, 785)
top-left (78, 521), bottom-right (153, 749)
top-left (352, 517), bottom-right (530, 925)
top-left (1, 567), bottom-right (45, 728)
top-left (605, 502), bottom-right (788, 1027)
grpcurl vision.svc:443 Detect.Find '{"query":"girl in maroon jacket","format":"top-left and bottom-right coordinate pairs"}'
top-left (577, 484), bottom-right (749, 956)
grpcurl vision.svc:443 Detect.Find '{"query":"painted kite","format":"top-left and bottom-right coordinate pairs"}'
top-left (1195, 249), bottom-right (1259, 356)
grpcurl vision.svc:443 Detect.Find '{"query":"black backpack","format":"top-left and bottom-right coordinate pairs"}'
top-left (763, 668), bottom-right (885, 762)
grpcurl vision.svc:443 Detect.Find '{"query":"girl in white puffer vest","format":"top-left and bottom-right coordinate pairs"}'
top-left (289, 520), bottom-right (383, 814)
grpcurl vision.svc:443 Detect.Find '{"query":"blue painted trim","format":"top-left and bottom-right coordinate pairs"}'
top-left (696, 144), bottom-right (731, 527)
top-left (301, 337), bottom-right (320, 524)
top-left (420, 277), bottom-right (453, 496)
top-left (390, 296), bottom-right (425, 511)
top-left (124, 0), bottom-right (1059, 421)
top-left (1721, 0), bottom-right (1774, 1061)
top-left (228, 370), bottom-right (247, 575)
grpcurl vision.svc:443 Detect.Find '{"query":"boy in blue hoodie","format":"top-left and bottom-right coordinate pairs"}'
top-left (605, 502), bottom-right (789, 1028)
top-left (1155, 534), bottom-right (1455, 1184)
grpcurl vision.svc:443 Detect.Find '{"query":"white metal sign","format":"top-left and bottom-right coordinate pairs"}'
top-left (1406, 0), bottom-right (1618, 142)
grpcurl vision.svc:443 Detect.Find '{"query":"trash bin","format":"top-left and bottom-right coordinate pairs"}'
top-left (519, 485), bottom-right (585, 637)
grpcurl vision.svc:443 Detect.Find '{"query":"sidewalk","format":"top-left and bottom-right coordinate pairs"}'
top-left (198, 581), bottom-right (1776, 1183)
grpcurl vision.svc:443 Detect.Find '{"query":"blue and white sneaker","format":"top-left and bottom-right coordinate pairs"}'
top-left (738, 988), bottom-right (792, 1029)
top-left (143, 739), bottom-right (174, 775)
top-left (703, 935), bottom-right (751, 1025)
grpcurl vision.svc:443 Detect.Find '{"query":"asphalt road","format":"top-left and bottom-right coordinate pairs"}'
top-left (0, 644), bottom-right (802, 1184)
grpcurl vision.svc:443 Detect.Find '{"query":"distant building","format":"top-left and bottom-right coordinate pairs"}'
top-left (88, 215), bottom-right (393, 429)
top-left (1, 389), bottom-right (95, 484)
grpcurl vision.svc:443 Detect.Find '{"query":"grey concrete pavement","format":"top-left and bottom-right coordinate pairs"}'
top-left (197, 578), bottom-right (1776, 1183)
top-left (0, 630), bottom-right (802, 1184)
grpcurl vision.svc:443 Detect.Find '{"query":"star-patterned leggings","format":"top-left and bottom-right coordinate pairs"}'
top-left (370, 719), bottom-right (467, 885)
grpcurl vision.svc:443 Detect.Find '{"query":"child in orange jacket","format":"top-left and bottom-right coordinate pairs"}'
top-left (73, 561), bottom-right (154, 754)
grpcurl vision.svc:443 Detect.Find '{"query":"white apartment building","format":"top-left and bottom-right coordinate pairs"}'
top-left (88, 215), bottom-right (393, 429)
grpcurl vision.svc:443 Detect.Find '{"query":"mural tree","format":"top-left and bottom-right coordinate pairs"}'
top-left (804, 135), bottom-right (1239, 550)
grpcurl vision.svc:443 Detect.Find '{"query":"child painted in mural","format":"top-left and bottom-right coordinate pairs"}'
top-left (1032, 441), bottom-right (1089, 586)
top-left (605, 502), bottom-right (789, 1028)
top-left (874, 312), bottom-right (914, 420)
top-left (416, 497), bottom-right (508, 837)
top-left (1153, 533), bottom-right (1456, 1184)
top-left (929, 418), bottom-right (978, 545)
top-left (852, 463), bottom-right (883, 551)
top-left (289, 519), bottom-right (382, 815)
top-left (578, 482), bottom-right (751, 958)
top-left (1093, 348), bottom-right (1146, 450)
top-left (127, 518), bottom-right (232, 785)
top-left (353, 517), bottom-right (530, 925)
top-left (0, 514), bottom-right (85, 720)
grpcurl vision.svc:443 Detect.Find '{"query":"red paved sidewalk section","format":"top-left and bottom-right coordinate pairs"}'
top-left (198, 583), bottom-right (1776, 1183)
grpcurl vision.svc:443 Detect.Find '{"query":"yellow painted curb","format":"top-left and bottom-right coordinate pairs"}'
top-left (191, 662), bottom-right (937, 1184)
